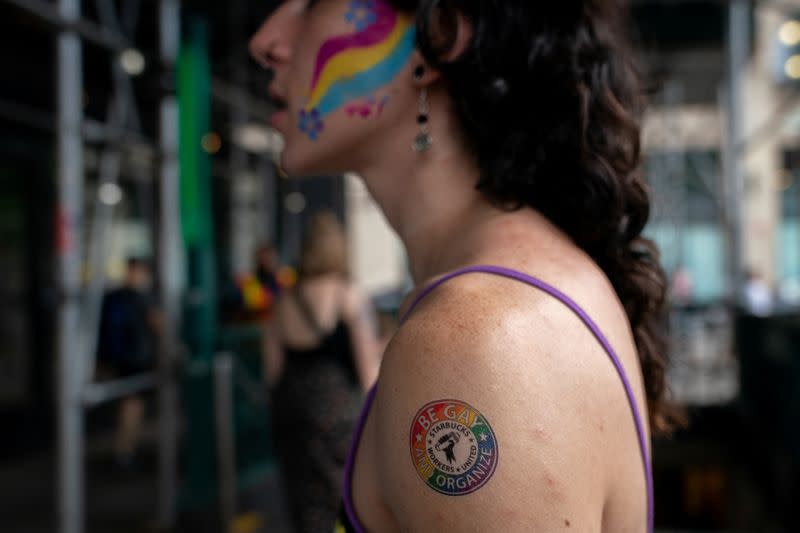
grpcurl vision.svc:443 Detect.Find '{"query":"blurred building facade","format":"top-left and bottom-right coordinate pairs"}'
top-left (640, 0), bottom-right (800, 306)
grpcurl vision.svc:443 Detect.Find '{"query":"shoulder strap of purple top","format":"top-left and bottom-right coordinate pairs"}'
top-left (343, 265), bottom-right (654, 533)
top-left (342, 383), bottom-right (377, 532)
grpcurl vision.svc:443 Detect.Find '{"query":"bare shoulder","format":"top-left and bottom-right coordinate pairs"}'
top-left (376, 277), bottom-right (600, 529)
top-left (373, 270), bottom-right (647, 531)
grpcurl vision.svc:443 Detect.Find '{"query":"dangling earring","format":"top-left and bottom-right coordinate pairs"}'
top-left (412, 67), bottom-right (432, 152)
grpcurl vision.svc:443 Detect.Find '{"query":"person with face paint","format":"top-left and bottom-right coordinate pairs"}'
top-left (250, 1), bottom-right (681, 532)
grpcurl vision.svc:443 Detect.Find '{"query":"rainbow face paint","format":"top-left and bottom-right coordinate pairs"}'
top-left (298, 0), bottom-right (416, 140)
top-left (410, 400), bottom-right (499, 496)
top-left (344, 95), bottom-right (390, 118)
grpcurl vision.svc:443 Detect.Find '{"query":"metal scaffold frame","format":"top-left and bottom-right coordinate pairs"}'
top-left (2, 1), bottom-right (183, 532)
top-left (724, 0), bottom-right (750, 300)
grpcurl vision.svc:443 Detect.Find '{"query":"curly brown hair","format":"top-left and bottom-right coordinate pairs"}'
top-left (390, 0), bottom-right (682, 434)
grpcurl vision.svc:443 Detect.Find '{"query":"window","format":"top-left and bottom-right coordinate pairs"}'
top-left (645, 150), bottom-right (726, 303)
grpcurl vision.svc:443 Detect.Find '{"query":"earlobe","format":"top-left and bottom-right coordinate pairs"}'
top-left (408, 53), bottom-right (440, 88)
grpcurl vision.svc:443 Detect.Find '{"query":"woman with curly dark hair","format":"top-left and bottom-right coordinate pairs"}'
top-left (250, 1), bottom-right (677, 531)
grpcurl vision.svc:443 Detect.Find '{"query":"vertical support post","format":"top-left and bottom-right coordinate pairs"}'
top-left (179, 19), bottom-right (219, 504)
top-left (228, 0), bottom-right (255, 276)
top-left (725, 0), bottom-right (750, 301)
top-left (56, 0), bottom-right (85, 532)
top-left (258, 155), bottom-right (278, 244)
top-left (213, 353), bottom-right (238, 533)
top-left (157, 0), bottom-right (181, 527)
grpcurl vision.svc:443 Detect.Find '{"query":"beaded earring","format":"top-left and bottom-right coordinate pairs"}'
top-left (412, 66), bottom-right (432, 152)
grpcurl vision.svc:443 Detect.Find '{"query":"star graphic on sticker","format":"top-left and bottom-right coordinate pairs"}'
top-left (416, 433), bottom-right (422, 443)
top-left (480, 433), bottom-right (488, 442)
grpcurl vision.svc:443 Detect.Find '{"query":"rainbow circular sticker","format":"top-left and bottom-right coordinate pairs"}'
top-left (409, 399), bottom-right (499, 496)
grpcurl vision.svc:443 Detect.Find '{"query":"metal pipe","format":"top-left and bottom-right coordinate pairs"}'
top-left (214, 353), bottom-right (238, 533)
top-left (82, 118), bottom-right (153, 146)
top-left (81, 373), bottom-right (158, 407)
top-left (211, 78), bottom-right (274, 122)
top-left (229, 0), bottom-right (252, 276)
top-left (56, 0), bottom-right (85, 531)
top-left (724, 0), bottom-right (750, 301)
top-left (0, 99), bottom-right (153, 146)
top-left (5, 0), bottom-right (129, 51)
top-left (157, 1), bottom-right (181, 527)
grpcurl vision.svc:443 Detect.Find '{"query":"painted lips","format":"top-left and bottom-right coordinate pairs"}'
top-left (270, 109), bottom-right (288, 129)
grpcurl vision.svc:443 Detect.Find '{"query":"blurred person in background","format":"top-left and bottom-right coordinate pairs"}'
top-left (670, 265), bottom-right (694, 307)
top-left (742, 268), bottom-right (774, 317)
top-left (228, 242), bottom-right (284, 323)
top-left (262, 211), bottom-right (382, 533)
top-left (97, 257), bottom-right (159, 469)
top-left (255, 241), bottom-right (282, 297)
top-left (251, 1), bottom-right (680, 531)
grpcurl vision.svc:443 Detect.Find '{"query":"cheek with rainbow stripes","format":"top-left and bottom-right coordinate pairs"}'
top-left (298, 0), bottom-right (416, 141)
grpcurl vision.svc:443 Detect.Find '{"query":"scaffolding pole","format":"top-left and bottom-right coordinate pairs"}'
top-left (724, 0), bottom-right (750, 301)
top-left (56, 0), bottom-right (85, 531)
top-left (213, 353), bottom-right (238, 533)
top-left (229, 0), bottom-right (254, 276)
top-left (157, 0), bottom-right (182, 527)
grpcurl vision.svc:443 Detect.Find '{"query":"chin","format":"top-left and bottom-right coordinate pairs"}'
top-left (280, 143), bottom-right (352, 178)
top-left (279, 146), bottom-right (320, 178)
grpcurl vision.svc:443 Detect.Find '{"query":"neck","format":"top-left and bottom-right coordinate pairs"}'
top-left (357, 133), bottom-right (501, 284)
top-left (397, 193), bottom-right (496, 285)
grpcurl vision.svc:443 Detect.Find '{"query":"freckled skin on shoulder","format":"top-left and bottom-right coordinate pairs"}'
top-left (354, 273), bottom-right (648, 532)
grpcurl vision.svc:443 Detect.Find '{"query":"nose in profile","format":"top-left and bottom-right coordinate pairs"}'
top-left (249, 1), bottom-right (302, 71)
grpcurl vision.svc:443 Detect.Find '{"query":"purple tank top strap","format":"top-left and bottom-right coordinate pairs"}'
top-left (342, 265), bottom-right (654, 533)
top-left (342, 384), bottom-right (377, 532)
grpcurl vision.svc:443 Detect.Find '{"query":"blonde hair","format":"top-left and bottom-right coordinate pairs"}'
top-left (298, 211), bottom-right (349, 279)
